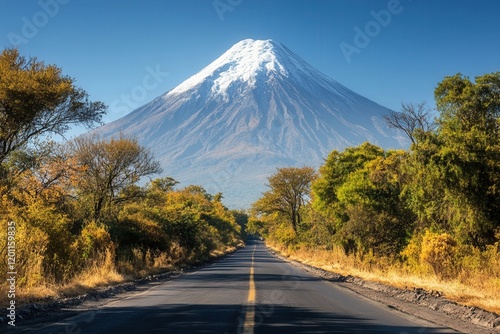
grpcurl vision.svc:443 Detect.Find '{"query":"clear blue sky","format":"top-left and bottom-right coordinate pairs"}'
top-left (1, 0), bottom-right (499, 137)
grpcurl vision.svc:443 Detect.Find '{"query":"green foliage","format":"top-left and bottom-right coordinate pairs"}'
top-left (258, 72), bottom-right (500, 293)
top-left (296, 205), bottom-right (336, 247)
top-left (232, 209), bottom-right (249, 237)
top-left (273, 222), bottom-right (297, 246)
top-left (312, 142), bottom-right (384, 214)
top-left (246, 219), bottom-right (266, 237)
top-left (309, 144), bottom-right (411, 256)
top-left (113, 202), bottom-right (170, 254)
top-left (0, 217), bottom-right (48, 287)
top-left (72, 221), bottom-right (114, 271)
top-left (404, 72), bottom-right (500, 247)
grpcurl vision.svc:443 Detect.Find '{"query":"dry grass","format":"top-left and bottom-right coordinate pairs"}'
top-left (0, 250), bottom-right (126, 307)
top-left (267, 241), bottom-right (500, 315)
top-left (0, 245), bottom-right (241, 308)
top-left (59, 250), bottom-right (125, 297)
top-left (210, 245), bottom-right (240, 258)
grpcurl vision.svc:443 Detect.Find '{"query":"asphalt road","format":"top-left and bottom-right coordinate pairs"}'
top-left (20, 239), bottom-right (458, 333)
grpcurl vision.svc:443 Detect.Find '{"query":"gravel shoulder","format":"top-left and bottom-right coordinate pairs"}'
top-left (266, 246), bottom-right (500, 333)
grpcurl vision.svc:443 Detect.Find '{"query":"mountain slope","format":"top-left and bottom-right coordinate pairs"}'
top-left (96, 39), bottom-right (407, 208)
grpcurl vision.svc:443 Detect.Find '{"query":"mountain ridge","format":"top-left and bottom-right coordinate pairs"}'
top-left (95, 39), bottom-right (408, 208)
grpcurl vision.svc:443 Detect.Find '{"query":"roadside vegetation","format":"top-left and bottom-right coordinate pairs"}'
top-left (0, 48), bottom-right (245, 305)
top-left (1, 47), bottom-right (498, 315)
top-left (250, 72), bottom-right (500, 314)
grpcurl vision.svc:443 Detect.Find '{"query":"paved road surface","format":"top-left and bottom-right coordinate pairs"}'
top-left (18, 239), bottom-right (457, 333)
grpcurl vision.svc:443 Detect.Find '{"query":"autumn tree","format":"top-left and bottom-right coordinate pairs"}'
top-left (0, 48), bottom-right (106, 163)
top-left (253, 167), bottom-right (316, 232)
top-left (2, 141), bottom-right (79, 281)
top-left (71, 135), bottom-right (162, 221)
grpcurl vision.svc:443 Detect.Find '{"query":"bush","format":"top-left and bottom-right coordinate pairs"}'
top-left (72, 221), bottom-right (115, 271)
top-left (420, 230), bottom-right (457, 279)
top-left (0, 218), bottom-right (49, 287)
top-left (273, 223), bottom-right (297, 246)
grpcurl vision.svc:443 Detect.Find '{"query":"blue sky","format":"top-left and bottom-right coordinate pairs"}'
top-left (1, 0), bottom-right (499, 137)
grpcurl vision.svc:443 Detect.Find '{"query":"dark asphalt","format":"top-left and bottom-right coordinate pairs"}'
top-left (18, 239), bottom-right (457, 333)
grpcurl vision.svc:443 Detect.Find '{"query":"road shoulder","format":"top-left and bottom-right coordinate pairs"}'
top-left (0, 247), bottom-right (242, 332)
top-left (265, 245), bottom-right (500, 334)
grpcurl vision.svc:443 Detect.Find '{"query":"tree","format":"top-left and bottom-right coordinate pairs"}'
top-left (384, 102), bottom-right (436, 145)
top-left (71, 135), bottom-right (162, 221)
top-left (150, 177), bottom-right (178, 193)
top-left (312, 143), bottom-right (412, 255)
top-left (253, 167), bottom-right (316, 232)
top-left (3, 142), bottom-right (78, 281)
top-left (434, 73), bottom-right (500, 245)
top-left (335, 151), bottom-right (414, 255)
top-left (435, 72), bottom-right (500, 134)
top-left (312, 142), bottom-right (384, 215)
top-left (0, 48), bottom-right (106, 163)
top-left (404, 72), bottom-right (500, 247)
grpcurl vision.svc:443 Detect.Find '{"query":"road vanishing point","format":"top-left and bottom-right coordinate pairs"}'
top-left (17, 239), bottom-right (459, 333)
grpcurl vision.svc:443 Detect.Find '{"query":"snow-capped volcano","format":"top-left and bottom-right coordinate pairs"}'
top-left (169, 39), bottom-right (330, 98)
top-left (96, 39), bottom-right (407, 208)
top-left (169, 39), bottom-right (289, 96)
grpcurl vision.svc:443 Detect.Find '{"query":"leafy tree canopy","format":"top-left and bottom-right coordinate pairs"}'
top-left (253, 166), bottom-right (316, 232)
top-left (0, 48), bottom-right (106, 162)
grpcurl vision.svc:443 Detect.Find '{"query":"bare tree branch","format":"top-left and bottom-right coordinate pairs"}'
top-left (384, 102), bottom-right (436, 144)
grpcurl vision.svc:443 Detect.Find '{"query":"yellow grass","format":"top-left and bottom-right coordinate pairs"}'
top-left (59, 250), bottom-right (125, 297)
top-left (0, 245), bottom-right (241, 308)
top-left (267, 241), bottom-right (500, 315)
top-left (0, 250), bottom-right (126, 307)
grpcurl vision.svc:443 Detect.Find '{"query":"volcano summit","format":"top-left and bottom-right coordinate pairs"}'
top-left (96, 39), bottom-right (407, 208)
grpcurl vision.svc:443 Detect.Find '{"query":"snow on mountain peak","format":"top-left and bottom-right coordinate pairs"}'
top-left (167, 39), bottom-right (299, 97)
top-left (96, 38), bottom-right (408, 208)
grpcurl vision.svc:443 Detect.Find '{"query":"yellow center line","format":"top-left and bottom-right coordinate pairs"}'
top-left (243, 245), bottom-right (257, 334)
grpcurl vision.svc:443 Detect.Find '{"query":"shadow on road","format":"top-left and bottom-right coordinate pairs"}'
top-left (16, 303), bottom-right (457, 334)
top-left (252, 304), bottom-right (456, 334)
top-left (7, 240), bottom-right (457, 334)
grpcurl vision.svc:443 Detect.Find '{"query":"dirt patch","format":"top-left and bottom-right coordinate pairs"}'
top-left (267, 247), bottom-right (500, 333)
